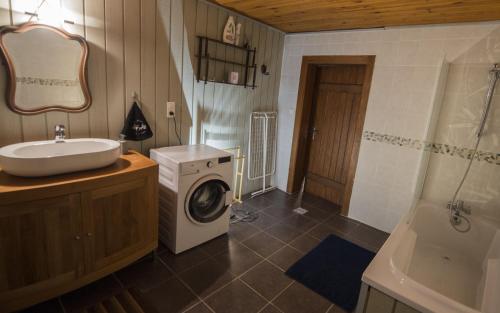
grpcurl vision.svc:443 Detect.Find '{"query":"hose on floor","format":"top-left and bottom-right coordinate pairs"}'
top-left (230, 205), bottom-right (259, 224)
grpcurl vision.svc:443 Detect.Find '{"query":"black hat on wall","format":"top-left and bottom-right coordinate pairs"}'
top-left (121, 102), bottom-right (153, 141)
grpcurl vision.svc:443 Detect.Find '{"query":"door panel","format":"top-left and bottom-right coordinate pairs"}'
top-left (83, 178), bottom-right (154, 271)
top-left (0, 195), bottom-right (83, 299)
top-left (305, 65), bottom-right (365, 206)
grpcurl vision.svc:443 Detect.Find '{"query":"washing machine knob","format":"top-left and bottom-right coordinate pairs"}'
top-left (207, 161), bottom-right (214, 168)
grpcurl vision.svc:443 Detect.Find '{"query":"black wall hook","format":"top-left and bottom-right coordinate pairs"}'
top-left (261, 64), bottom-right (270, 75)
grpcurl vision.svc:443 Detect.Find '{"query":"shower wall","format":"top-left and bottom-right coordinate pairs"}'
top-left (422, 27), bottom-right (500, 224)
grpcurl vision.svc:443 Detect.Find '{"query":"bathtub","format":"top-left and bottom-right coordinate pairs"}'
top-left (362, 200), bottom-right (500, 313)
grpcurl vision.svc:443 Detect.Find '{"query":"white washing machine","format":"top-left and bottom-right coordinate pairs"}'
top-left (150, 145), bottom-right (233, 254)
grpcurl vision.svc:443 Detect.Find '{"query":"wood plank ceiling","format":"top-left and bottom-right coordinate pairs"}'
top-left (210, 0), bottom-right (500, 33)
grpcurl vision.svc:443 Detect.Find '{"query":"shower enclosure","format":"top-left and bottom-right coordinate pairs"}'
top-left (361, 31), bottom-right (500, 313)
top-left (447, 64), bottom-right (500, 233)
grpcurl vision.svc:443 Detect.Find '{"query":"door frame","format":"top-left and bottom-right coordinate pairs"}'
top-left (287, 55), bottom-right (375, 216)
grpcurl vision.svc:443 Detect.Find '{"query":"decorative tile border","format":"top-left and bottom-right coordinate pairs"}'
top-left (362, 131), bottom-right (500, 166)
top-left (16, 76), bottom-right (79, 87)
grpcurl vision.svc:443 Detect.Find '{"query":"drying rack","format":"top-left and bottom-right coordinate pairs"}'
top-left (223, 146), bottom-right (245, 204)
top-left (248, 112), bottom-right (277, 197)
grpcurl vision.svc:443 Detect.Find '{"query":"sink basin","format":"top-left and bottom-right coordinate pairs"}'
top-left (0, 138), bottom-right (121, 177)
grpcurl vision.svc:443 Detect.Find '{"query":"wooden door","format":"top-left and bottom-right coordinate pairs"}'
top-left (305, 65), bottom-right (366, 206)
top-left (0, 195), bottom-right (83, 307)
top-left (82, 178), bottom-right (157, 272)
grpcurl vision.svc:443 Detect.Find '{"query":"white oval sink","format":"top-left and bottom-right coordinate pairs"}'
top-left (0, 138), bottom-right (121, 177)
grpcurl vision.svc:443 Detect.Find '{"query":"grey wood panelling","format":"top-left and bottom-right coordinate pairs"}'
top-left (0, 0), bottom-right (284, 194)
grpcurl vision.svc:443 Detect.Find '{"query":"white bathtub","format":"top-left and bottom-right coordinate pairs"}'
top-left (362, 200), bottom-right (500, 313)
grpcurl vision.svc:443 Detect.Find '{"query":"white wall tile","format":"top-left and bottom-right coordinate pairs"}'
top-left (396, 41), bottom-right (419, 66)
top-left (276, 22), bottom-right (500, 232)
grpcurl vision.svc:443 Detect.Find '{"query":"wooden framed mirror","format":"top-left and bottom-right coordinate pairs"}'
top-left (0, 23), bottom-right (91, 115)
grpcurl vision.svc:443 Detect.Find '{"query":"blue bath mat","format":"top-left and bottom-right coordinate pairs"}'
top-left (285, 234), bottom-right (375, 312)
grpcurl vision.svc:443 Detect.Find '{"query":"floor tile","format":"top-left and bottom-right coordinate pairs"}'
top-left (242, 232), bottom-right (286, 258)
top-left (199, 234), bottom-right (240, 256)
top-left (289, 233), bottom-right (320, 254)
top-left (231, 201), bottom-right (256, 212)
top-left (308, 223), bottom-right (342, 241)
top-left (349, 223), bottom-right (389, 250)
top-left (265, 223), bottom-right (302, 243)
top-left (262, 204), bottom-right (296, 219)
top-left (341, 232), bottom-right (378, 253)
top-left (281, 214), bottom-right (318, 232)
top-left (241, 261), bottom-right (292, 301)
top-left (244, 195), bottom-right (275, 211)
top-left (160, 246), bottom-right (210, 273)
top-left (115, 258), bottom-right (173, 292)
top-left (299, 202), bottom-right (334, 221)
top-left (260, 304), bottom-right (283, 313)
top-left (263, 190), bottom-right (299, 207)
top-left (301, 193), bottom-right (340, 213)
top-left (205, 279), bottom-right (267, 313)
top-left (268, 246), bottom-right (303, 271)
top-left (61, 276), bottom-right (122, 312)
top-left (184, 302), bottom-right (213, 313)
top-left (309, 197), bottom-right (341, 213)
top-left (141, 277), bottom-right (198, 313)
top-left (248, 211), bottom-right (280, 230)
top-left (213, 243), bottom-right (263, 276)
top-left (179, 258), bottom-right (235, 298)
top-left (324, 215), bottom-right (359, 235)
top-left (228, 222), bottom-right (261, 242)
top-left (300, 193), bottom-right (323, 206)
top-left (262, 189), bottom-right (296, 202)
top-left (273, 282), bottom-right (331, 313)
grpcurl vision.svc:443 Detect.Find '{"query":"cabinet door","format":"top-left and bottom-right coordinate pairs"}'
top-left (82, 178), bottom-right (157, 272)
top-left (0, 195), bottom-right (83, 309)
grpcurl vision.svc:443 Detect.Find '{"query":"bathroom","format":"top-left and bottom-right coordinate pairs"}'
top-left (0, 0), bottom-right (499, 312)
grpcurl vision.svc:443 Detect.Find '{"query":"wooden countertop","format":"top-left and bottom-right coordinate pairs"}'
top-left (0, 151), bottom-right (157, 204)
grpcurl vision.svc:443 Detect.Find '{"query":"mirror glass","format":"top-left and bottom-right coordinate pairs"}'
top-left (0, 24), bottom-right (90, 114)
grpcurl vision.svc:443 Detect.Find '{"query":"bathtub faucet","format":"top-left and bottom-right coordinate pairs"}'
top-left (447, 200), bottom-right (471, 225)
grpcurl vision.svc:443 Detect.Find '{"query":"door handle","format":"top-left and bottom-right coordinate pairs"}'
top-left (311, 127), bottom-right (318, 140)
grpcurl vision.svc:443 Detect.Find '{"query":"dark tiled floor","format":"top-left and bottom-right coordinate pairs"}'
top-left (19, 190), bottom-right (389, 313)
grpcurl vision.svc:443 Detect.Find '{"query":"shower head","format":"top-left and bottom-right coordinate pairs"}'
top-left (477, 63), bottom-right (500, 139)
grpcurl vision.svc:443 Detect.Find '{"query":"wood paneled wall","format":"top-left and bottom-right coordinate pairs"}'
top-left (0, 0), bottom-right (284, 193)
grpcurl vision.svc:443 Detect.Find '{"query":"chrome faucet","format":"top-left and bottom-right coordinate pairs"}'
top-left (54, 124), bottom-right (66, 142)
top-left (447, 200), bottom-right (471, 225)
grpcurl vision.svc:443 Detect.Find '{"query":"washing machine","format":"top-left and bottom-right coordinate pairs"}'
top-left (150, 145), bottom-right (233, 254)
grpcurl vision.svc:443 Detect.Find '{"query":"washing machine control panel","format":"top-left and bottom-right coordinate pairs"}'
top-left (181, 159), bottom-right (219, 175)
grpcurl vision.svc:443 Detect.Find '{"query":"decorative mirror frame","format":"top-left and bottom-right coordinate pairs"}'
top-left (0, 23), bottom-right (91, 115)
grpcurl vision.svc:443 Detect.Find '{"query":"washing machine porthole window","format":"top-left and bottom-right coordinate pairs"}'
top-left (188, 179), bottom-right (229, 223)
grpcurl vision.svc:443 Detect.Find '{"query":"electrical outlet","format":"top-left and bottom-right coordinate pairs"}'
top-left (167, 102), bottom-right (175, 118)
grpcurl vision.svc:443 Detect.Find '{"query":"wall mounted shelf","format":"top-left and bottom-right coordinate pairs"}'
top-left (196, 36), bottom-right (257, 89)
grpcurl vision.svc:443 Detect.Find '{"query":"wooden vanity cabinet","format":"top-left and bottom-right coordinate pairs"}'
top-left (0, 194), bottom-right (85, 306)
top-left (0, 152), bottom-right (158, 312)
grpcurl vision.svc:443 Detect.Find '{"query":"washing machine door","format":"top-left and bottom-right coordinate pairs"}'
top-left (185, 175), bottom-right (231, 224)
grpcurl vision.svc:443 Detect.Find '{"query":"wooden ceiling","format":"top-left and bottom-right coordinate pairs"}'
top-left (210, 0), bottom-right (500, 33)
